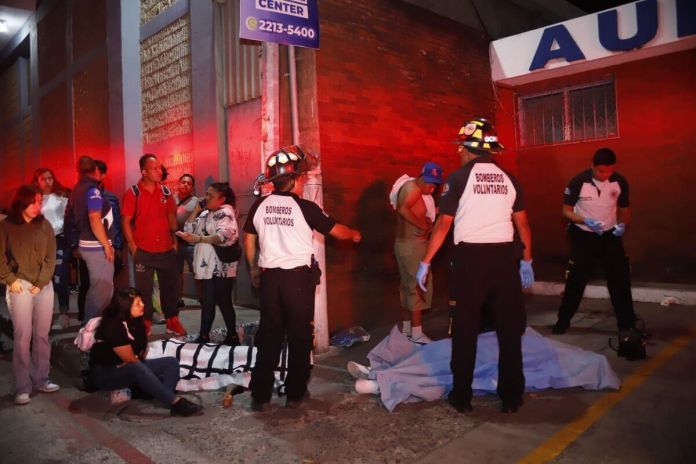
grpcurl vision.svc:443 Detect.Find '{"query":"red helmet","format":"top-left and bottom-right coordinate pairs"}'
top-left (455, 118), bottom-right (504, 153)
top-left (264, 146), bottom-right (308, 181)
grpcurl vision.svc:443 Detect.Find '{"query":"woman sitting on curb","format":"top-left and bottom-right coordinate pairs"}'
top-left (88, 287), bottom-right (203, 417)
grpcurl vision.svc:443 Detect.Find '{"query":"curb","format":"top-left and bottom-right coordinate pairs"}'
top-left (530, 281), bottom-right (696, 306)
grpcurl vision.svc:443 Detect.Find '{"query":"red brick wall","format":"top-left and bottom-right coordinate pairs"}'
top-left (315, 0), bottom-right (494, 331)
top-left (495, 49), bottom-right (696, 284)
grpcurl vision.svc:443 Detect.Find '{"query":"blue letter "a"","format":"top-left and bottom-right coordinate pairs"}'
top-left (529, 25), bottom-right (585, 71)
top-left (599, 0), bottom-right (658, 51)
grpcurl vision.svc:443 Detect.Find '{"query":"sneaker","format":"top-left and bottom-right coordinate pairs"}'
top-left (286, 391), bottom-right (310, 409)
top-left (194, 335), bottom-right (211, 344)
top-left (166, 316), bottom-right (187, 336)
top-left (170, 397), bottom-right (203, 417)
top-left (110, 388), bottom-right (131, 405)
top-left (51, 314), bottom-right (70, 331)
top-left (37, 381), bottom-right (60, 393)
top-left (408, 333), bottom-right (433, 345)
top-left (223, 335), bottom-right (240, 347)
top-left (347, 361), bottom-right (371, 380)
top-left (144, 319), bottom-right (152, 337)
top-left (14, 393), bottom-right (31, 405)
top-left (552, 320), bottom-right (570, 335)
top-left (354, 379), bottom-right (379, 395)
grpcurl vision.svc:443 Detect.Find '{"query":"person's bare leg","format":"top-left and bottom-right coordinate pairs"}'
top-left (411, 309), bottom-right (422, 327)
top-left (410, 310), bottom-right (431, 343)
top-left (401, 307), bottom-right (411, 336)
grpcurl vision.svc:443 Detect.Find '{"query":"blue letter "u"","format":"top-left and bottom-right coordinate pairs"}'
top-left (599, 0), bottom-right (658, 51)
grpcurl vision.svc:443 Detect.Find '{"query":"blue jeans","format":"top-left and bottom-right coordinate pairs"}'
top-left (89, 357), bottom-right (180, 406)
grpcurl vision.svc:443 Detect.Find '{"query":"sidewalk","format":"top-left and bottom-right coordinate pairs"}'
top-left (1, 292), bottom-right (695, 463)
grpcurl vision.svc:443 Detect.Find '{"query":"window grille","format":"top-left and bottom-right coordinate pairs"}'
top-left (517, 81), bottom-right (617, 148)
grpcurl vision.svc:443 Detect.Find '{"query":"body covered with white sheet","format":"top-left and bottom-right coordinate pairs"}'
top-left (366, 326), bottom-right (620, 412)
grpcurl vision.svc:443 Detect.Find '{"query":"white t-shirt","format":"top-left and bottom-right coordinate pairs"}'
top-left (439, 156), bottom-right (524, 244)
top-left (41, 193), bottom-right (68, 236)
top-left (244, 191), bottom-right (336, 269)
top-left (563, 169), bottom-right (629, 232)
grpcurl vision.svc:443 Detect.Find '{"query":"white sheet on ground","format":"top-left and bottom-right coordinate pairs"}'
top-left (367, 326), bottom-right (621, 412)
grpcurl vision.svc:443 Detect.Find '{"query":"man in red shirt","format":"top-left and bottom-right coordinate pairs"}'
top-left (122, 154), bottom-right (186, 336)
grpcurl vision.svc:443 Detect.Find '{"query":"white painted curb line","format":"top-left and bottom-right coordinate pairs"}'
top-left (530, 281), bottom-right (696, 306)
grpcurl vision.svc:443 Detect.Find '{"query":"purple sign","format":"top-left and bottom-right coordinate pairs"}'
top-left (239, 0), bottom-right (320, 49)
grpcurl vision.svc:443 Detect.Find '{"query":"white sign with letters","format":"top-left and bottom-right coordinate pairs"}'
top-left (490, 0), bottom-right (696, 85)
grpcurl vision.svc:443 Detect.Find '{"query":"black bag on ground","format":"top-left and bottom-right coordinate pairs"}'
top-left (611, 328), bottom-right (647, 361)
top-left (213, 241), bottom-right (242, 263)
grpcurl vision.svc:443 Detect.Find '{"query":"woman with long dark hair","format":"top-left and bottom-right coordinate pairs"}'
top-left (88, 287), bottom-right (203, 416)
top-left (32, 167), bottom-right (72, 330)
top-left (178, 182), bottom-right (240, 345)
top-left (0, 185), bottom-right (59, 405)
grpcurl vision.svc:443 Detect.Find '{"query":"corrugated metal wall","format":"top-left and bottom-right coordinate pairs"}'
top-left (222, 0), bottom-right (261, 106)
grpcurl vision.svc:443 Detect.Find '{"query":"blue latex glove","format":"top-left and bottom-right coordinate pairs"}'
top-left (416, 261), bottom-right (430, 292)
top-left (519, 259), bottom-right (534, 289)
top-left (583, 217), bottom-right (604, 235)
top-left (613, 223), bottom-right (626, 237)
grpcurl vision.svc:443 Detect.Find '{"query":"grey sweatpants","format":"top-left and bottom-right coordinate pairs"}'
top-left (7, 280), bottom-right (54, 394)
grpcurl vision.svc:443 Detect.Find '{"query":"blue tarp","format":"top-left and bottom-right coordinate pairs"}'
top-left (366, 326), bottom-right (621, 412)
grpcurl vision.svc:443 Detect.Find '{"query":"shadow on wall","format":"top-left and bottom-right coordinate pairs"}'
top-left (326, 180), bottom-right (400, 331)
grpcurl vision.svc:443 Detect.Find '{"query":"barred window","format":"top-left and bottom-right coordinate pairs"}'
top-left (517, 81), bottom-right (618, 148)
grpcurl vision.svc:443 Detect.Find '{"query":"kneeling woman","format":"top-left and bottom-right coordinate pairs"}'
top-left (89, 287), bottom-right (203, 416)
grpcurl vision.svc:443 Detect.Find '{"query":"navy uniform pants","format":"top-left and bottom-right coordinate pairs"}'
top-left (557, 226), bottom-right (636, 330)
top-left (449, 243), bottom-right (526, 406)
top-left (250, 266), bottom-right (315, 403)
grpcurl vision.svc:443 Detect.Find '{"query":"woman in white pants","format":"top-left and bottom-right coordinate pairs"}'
top-left (0, 185), bottom-right (59, 405)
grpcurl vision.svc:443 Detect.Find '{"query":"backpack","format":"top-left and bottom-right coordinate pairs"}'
top-left (74, 317), bottom-right (136, 352)
top-left (74, 317), bottom-right (102, 352)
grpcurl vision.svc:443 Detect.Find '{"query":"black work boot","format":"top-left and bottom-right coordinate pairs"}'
top-left (501, 396), bottom-right (524, 413)
top-left (447, 391), bottom-right (472, 413)
top-left (286, 390), bottom-right (310, 409)
top-left (552, 319), bottom-right (570, 335)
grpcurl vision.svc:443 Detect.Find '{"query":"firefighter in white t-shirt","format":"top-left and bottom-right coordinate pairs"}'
top-left (552, 148), bottom-right (637, 338)
top-left (416, 118), bottom-right (534, 414)
top-left (243, 147), bottom-right (361, 412)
